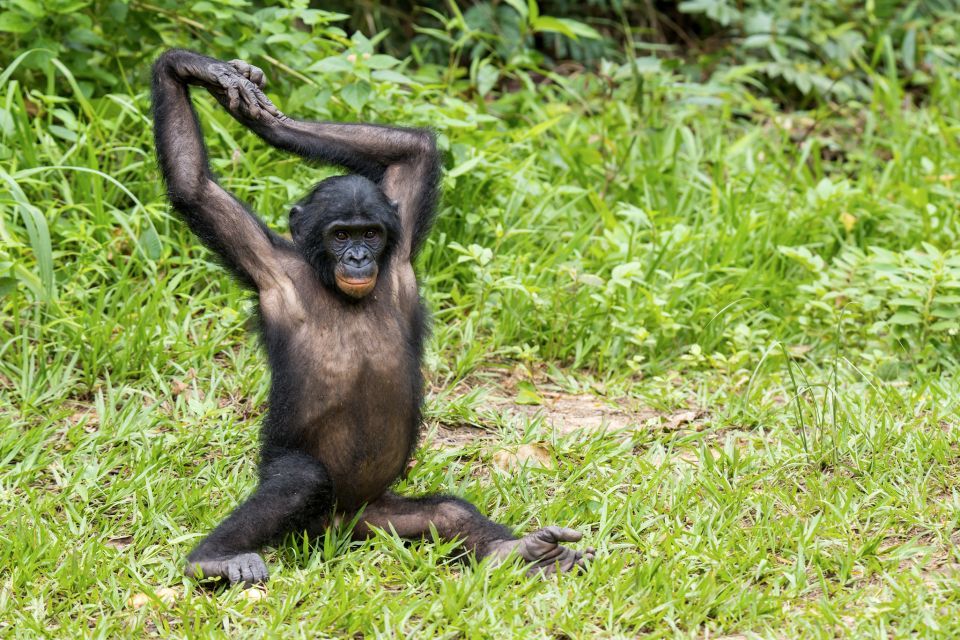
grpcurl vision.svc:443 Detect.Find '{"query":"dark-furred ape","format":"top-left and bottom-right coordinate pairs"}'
top-left (151, 49), bottom-right (594, 585)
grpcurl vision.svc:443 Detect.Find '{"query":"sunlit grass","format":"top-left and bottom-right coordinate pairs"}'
top-left (1, 52), bottom-right (959, 637)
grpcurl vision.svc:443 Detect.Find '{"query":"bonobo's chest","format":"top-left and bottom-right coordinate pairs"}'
top-left (295, 305), bottom-right (412, 385)
top-left (259, 259), bottom-right (421, 411)
top-left (298, 261), bottom-right (416, 351)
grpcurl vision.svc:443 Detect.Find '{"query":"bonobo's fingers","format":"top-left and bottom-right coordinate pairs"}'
top-left (208, 60), bottom-right (279, 122)
top-left (493, 526), bottom-right (594, 577)
top-left (240, 554), bottom-right (269, 584)
top-left (250, 66), bottom-right (265, 88)
top-left (223, 80), bottom-right (240, 113)
top-left (252, 86), bottom-right (281, 118)
top-left (238, 80), bottom-right (260, 120)
top-left (229, 59), bottom-right (267, 88)
top-left (228, 59), bottom-right (251, 78)
top-left (537, 526), bottom-right (583, 543)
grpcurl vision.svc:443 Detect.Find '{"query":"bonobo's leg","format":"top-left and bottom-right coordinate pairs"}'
top-left (186, 449), bottom-right (333, 585)
top-left (353, 493), bottom-right (594, 576)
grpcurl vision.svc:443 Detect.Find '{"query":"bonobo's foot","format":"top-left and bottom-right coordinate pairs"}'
top-left (185, 552), bottom-right (269, 586)
top-left (490, 526), bottom-right (595, 576)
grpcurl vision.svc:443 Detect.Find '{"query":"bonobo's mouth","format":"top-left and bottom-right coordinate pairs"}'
top-left (335, 266), bottom-right (378, 299)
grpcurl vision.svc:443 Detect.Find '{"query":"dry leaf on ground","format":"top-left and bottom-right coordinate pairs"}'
top-left (665, 410), bottom-right (703, 430)
top-left (492, 444), bottom-right (554, 471)
top-left (241, 587), bottom-right (267, 601)
top-left (126, 588), bottom-right (178, 609)
top-left (105, 536), bottom-right (133, 549)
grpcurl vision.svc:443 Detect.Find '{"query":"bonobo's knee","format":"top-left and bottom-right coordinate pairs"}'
top-left (424, 496), bottom-right (514, 554)
top-left (433, 497), bottom-right (477, 529)
top-left (259, 452), bottom-right (333, 515)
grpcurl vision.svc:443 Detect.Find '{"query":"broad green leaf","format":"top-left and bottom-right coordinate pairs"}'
top-left (448, 155), bottom-right (483, 179)
top-left (13, 0), bottom-right (44, 18)
top-left (887, 311), bottom-right (922, 326)
top-left (611, 261), bottom-right (643, 283)
top-left (340, 82), bottom-right (371, 112)
top-left (930, 320), bottom-right (959, 332)
top-left (139, 227), bottom-right (162, 261)
top-left (309, 56), bottom-right (354, 74)
top-left (532, 16), bottom-right (600, 40)
top-left (476, 63), bottom-right (499, 97)
top-left (0, 12), bottom-right (36, 34)
top-left (501, 0), bottom-right (527, 19)
top-left (48, 124), bottom-right (77, 142)
top-left (0, 277), bottom-right (17, 298)
top-left (578, 274), bottom-right (605, 287)
top-left (515, 381), bottom-right (543, 406)
top-left (365, 54), bottom-right (400, 70)
top-left (931, 307), bottom-right (960, 319)
top-left (371, 70), bottom-right (415, 85)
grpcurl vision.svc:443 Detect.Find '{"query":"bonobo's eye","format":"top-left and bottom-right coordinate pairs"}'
top-left (364, 229), bottom-right (378, 239)
top-left (334, 230), bottom-right (349, 241)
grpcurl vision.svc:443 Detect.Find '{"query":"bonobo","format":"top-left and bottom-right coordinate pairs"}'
top-left (151, 49), bottom-right (594, 585)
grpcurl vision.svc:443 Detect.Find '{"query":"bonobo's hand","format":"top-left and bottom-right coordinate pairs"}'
top-left (164, 51), bottom-right (283, 123)
top-left (490, 526), bottom-right (595, 576)
top-left (212, 59), bottom-right (283, 123)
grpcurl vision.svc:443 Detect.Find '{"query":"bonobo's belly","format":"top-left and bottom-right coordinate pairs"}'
top-left (286, 328), bottom-right (419, 510)
top-left (309, 380), bottom-right (416, 509)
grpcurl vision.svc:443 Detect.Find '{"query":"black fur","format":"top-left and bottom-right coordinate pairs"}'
top-left (152, 49), bottom-right (589, 586)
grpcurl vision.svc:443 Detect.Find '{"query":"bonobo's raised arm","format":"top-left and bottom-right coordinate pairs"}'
top-left (207, 58), bottom-right (441, 259)
top-left (151, 49), bottom-right (285, 290)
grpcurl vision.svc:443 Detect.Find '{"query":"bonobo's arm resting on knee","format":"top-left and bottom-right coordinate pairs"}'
top-left (201, 57), bottom-right (441, 260)
top-left (151, 49), bottom-right (286, 290)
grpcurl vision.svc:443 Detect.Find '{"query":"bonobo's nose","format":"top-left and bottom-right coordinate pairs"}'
top-left (345, 247), bottom-right (369, 266)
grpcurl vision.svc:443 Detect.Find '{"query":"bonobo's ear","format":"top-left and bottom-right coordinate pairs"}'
top-left (289, 205), bottom-right (302, 219)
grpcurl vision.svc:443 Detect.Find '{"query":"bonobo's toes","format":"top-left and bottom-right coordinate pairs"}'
top-left (185, 552), bottom-right (269, 586)
top-left (495, 526), bottom-right (594, 577)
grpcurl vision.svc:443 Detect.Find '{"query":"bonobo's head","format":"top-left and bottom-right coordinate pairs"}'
top-left (290, 174), bottom-right (400, 300)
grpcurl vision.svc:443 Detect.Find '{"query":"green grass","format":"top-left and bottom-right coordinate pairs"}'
top-left (2, 45), bottom-right (960, 638)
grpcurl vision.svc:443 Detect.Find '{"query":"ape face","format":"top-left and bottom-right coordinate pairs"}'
top-left (322, 220), bottom-right (385, 298)
top-left (291, 174), bottom-right (400, 300)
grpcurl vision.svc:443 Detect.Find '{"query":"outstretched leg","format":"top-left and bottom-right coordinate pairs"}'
top-left (352, 493), bottom-right (594, 576)
top-left (186, 449), bottom-right (333, 585)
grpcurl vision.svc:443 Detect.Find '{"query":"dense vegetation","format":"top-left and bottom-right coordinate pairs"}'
top-left (1, 1), bottom-right (959, 637)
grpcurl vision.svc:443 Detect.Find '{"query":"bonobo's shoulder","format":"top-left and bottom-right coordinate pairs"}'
top-left (394, 260), bottom-right (417, 289)
top-left (258, 253), bottom-right (310, 326)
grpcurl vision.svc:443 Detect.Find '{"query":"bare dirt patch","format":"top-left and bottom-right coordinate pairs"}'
top-left (61, 401), bottom-right (101, 432)
top-left (428, 424), bottom-right (493, 449)
top-left (493, 390), bottom-right (659, 435)
top-left (427, 366), bottom-right (707, 449)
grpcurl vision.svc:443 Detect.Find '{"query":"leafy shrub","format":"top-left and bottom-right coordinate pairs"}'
top-left (0, 0), bottom-right (349, 96)
top-left (677, 0), bottom-right (960, 104)
top-left (793, 245), bottom-right (960, 366)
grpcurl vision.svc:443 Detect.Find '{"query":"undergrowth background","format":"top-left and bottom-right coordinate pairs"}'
top-left (1, 1), bottom-right (960, 637)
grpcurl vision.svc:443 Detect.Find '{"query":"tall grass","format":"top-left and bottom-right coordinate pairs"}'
top-left (1, 31), bottom-right (960, 638)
